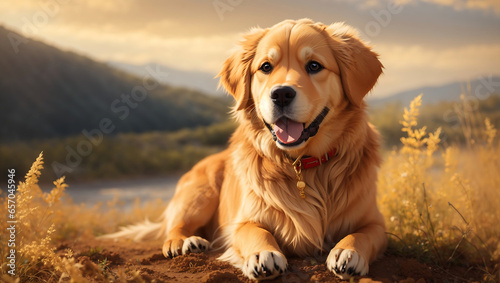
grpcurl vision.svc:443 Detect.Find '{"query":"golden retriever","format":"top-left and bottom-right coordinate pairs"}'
top-left (105, 18), bottom-right (387, 280)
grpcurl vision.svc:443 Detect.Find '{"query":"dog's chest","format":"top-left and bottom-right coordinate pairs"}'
top-left (248, 172), bottom-right (335, 256)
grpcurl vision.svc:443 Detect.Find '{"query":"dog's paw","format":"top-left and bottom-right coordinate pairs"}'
top-left (162, 236), bottom-right (209, 258)
top-left (242, 251), bottom-right (287, 281)
top-left (326, 248), bottom-right (368, 279)
top-left (182, 236), bottom-right (209, 254)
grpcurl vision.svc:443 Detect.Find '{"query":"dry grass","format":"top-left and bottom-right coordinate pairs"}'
top-left (0, 153), bottom-right (166, 282)
top-left (0, 95), bottom-right (499, 282)
top-left (378, 94), bottom-right (500, 281)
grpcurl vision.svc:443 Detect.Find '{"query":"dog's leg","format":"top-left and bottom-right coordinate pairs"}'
top-left (326, 222), bottom-right (386, 279)
top-left (162, 154), bottom-right (223, 258)
top-left (229, 222), bottom-right (288, 280)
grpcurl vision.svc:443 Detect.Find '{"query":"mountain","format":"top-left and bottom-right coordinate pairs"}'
top-left (368, 76), bottom-right (500, 107)
top-left (109, 61), bottom-right (225, 96)
top-left (0, 26), bottom-right (231, 142)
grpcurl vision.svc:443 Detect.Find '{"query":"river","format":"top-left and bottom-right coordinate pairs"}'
top-left (45, 175), bottom-right (180, 210)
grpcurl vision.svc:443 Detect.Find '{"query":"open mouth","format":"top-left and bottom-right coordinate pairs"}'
top-left (273, 118), bottom-right (305, 146)
top-left (264, 107), bottom-right (330, 148)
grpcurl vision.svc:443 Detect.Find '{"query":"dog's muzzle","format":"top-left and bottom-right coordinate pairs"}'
top-left (264, 107), bottom-right (330, 147)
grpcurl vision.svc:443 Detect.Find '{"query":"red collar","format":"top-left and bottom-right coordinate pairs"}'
top-left (296, 149), bottom-right (337, 170)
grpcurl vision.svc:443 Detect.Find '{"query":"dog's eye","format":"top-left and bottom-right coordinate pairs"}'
top-left (306, 61), bottom-right (324, 74)
top-left (259, 62), bottom-right (273, 74)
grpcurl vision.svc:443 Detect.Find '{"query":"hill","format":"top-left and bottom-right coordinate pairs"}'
top-left (109, 61), bottom-right (225, 96)
top-left (0, 25), bottom-right (230, 142)
top-left (368, 76), bottom-right (500, 107)
top-left (0, 121), bottom-right (236, 182)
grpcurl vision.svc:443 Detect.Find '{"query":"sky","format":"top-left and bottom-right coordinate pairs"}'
top-left (1, 0), bottom-right (499, 98)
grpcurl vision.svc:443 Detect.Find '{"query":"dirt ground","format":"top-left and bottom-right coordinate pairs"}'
top-left (56, 237), bottom-right (483, 283)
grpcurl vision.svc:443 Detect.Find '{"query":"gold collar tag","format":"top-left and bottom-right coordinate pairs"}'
top-left (292, 156), bottom-right (306, 199)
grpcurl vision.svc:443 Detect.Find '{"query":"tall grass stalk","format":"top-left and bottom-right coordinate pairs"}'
top-left (378, 94), bottom-right (500, 281)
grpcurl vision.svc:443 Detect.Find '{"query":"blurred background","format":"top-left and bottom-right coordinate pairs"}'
top-left (0, 0), bottom-right (499, 206)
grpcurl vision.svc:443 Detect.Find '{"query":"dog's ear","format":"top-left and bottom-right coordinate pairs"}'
top-left (325, 23), bottom-right (383, 106)
top-left (218, 28), bottom-right (267, 111)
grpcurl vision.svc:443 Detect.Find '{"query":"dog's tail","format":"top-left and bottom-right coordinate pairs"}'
top-left (98, 214), bottom-right (167, 242)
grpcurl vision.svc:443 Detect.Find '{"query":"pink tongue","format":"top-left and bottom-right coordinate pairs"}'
top-left (273, 118), bottom-right (303, 144)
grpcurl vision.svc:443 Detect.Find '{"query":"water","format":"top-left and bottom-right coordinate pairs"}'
top-left (45, 176), bottom-right (180, 210)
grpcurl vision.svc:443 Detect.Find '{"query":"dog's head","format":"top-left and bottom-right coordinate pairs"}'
top-left (219, 19), bottom-right (382, 155)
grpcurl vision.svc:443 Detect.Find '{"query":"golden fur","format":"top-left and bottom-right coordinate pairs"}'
top-left (105, 19), bottom-right (387, 280)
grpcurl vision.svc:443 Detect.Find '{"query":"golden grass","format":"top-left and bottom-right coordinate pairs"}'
top-left (0, 153), bottom-right (166, 282)
top-left (0, 94), bottom-right (498, 282)
top-left (378, 94), bottom-right (500, 281)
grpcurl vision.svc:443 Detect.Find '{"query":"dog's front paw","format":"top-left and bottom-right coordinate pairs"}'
top-left (326, 248), bottom-right (368, 279)
top-left (182, 236), bottom-right (209, 254)
top-left (242, 251), bottom-right (287, 281)
top-left (163, 236), bottom-right (209, 258)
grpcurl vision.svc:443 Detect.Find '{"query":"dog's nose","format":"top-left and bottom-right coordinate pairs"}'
top-left (271, 86), bottom-right (296, 107)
